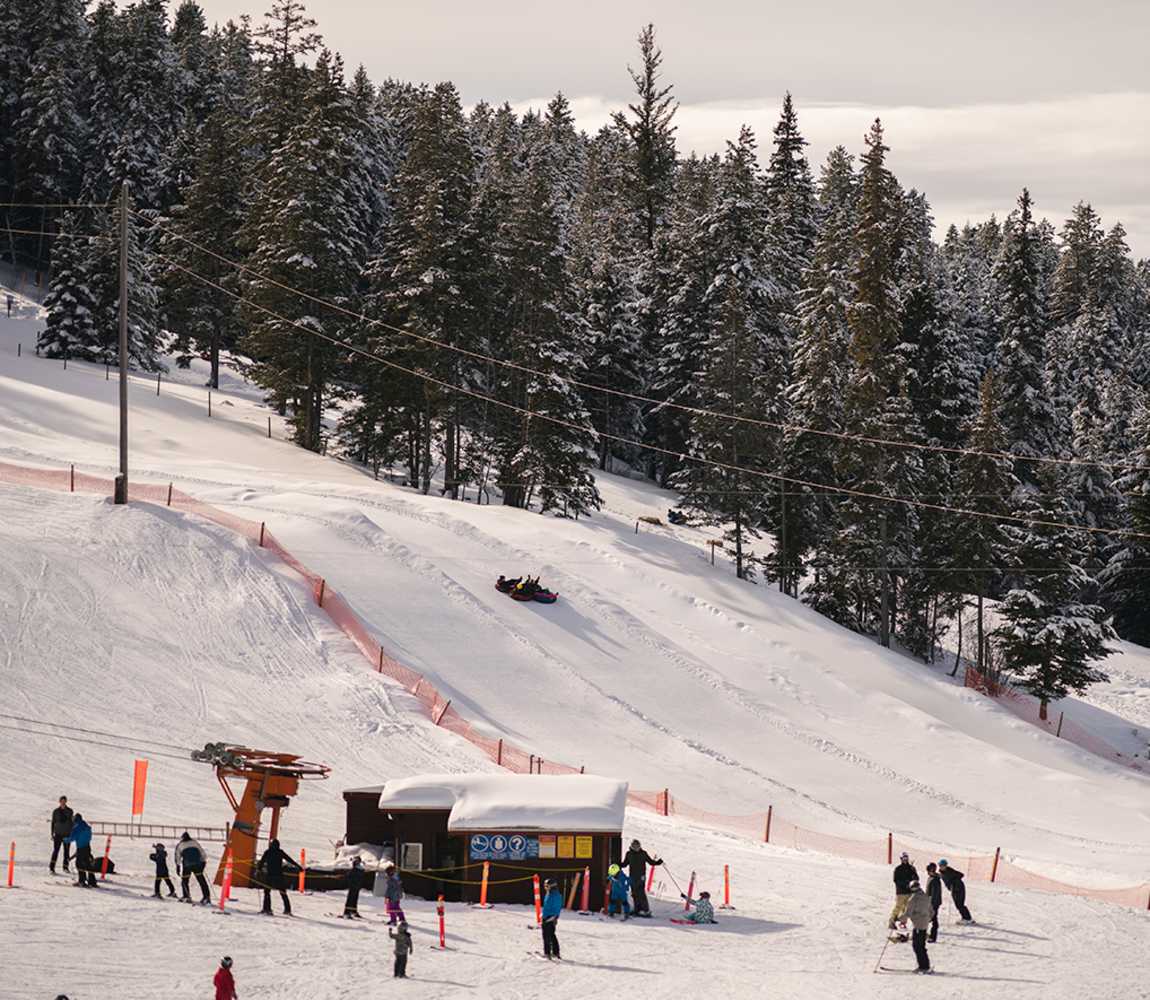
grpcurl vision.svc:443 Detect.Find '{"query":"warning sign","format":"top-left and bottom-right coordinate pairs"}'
top-left (575, 835), bottom-right (593, 859)
top-left (538, 835), bottom-right (557, 859)
top-left (557, 835), bottom-right (574, 859)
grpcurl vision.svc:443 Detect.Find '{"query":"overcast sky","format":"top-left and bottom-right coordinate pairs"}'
top-left (198, 0), bottom-right (1150, 255)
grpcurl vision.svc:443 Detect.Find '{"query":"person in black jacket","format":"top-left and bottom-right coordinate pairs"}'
top-left (150, 843), bottom-right (177, 898)
top-left (175, 832), bottom-right (212, 904)
top-left (342, 856), bottom-right (366, 918)
top-left (49, 796), bottom-right (74, 874)
top-left (938, 859), bottom-right (974, 922)
top-left (888, 852), bottom-right (919, 930)
top-left (925, 862), bottom-right (943, 942)
top-left (621, 839), bottom-right (663, 917)
top-left (257, 838), bottom-right (301, 915)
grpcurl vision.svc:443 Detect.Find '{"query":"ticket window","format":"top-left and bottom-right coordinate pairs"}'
top-left (400, 842), bottom-right (424, 872)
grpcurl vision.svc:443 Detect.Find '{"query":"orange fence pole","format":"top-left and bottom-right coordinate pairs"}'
top-left (580, 866), bottom-right (591, 913)
top-left (298, 849), bottom-right (306, 893)
top-left (646, 864), bottom-right (655, 894)
top-left (602, 882), bottom-right (610, 915)
top-left (101, 835), bottom-right (112, 880)
top-left (6, 841), bottom-right (14, 887)
top-left (662, 788), bottom-right (670, 816)
top-left (990, 847), bottom-right (1001, 883)
top-left (886, 833), bottom-right (892, 866)
top-left (721, 864), bottom-right (731, 908)
top-left (478, 861), bottom-right (491, 907)
top-left (764, 805), bottom-right (773, 843)
top-left (532, 874), bottom-right (542, 926)
top-left (219, 849), bottom-right (233, 911)
top-left (437, 894), bottom-right (446, 948)
top-left (683, 870), bottom-right (696, 910)
top-left (566, 871), bottom-right (582, 910)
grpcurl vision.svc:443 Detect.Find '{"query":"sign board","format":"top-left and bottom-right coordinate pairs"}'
top-left (575, 835), bottom-right (594, 859)
top-left (557, 835), bottom-right (575, 859)
top-left (469, 833), bottom-right (540, 862)
top-left (538, 835), bottom-right (557, 859)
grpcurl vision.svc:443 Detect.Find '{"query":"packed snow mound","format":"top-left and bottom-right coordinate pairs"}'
top-left (375, 773), bottom-right (629, 831)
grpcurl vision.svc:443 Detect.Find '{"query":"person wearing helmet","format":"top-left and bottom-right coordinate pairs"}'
top-left (389, 920), bottom-right (414, 978)
top-left (938, 860), bottom-right (974, 923)
top-left (343, 856), bottom-right (367, 918)
top-left (680, 889), bottom-right (717, 924)
top-left (383, 862), bottom-right (406, 925)
top-left (540, 877), bottom-right (564, 959)
top-left (214, 957), bottom-right (237, 1000)
top-left (621, 839), bottom-right (663, 917)
top-left (888, 852), bottom-right (918, 931)
top-left (256, 838), bottom-right (301, 915)
top-left (904, 880), bottom-right (934, 974)
top-left (607, 864), bottom-right (632, 918)
top-left (176, 832), bottom-right (211, 904)
top-left (149, 843), bottom-right (177, 898)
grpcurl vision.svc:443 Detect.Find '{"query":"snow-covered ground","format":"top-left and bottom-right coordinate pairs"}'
top-left (2, 287), bottom-right (1148, 998)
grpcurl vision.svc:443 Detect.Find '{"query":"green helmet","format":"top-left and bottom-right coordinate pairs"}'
top-left (608, 864), bottom-right (621, 876)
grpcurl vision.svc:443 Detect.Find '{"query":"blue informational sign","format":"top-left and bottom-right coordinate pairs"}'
top-left (469, 833), bottom-right (540, 861)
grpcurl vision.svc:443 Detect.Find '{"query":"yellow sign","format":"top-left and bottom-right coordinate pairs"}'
top-left (575, 835), bottom-right (593, 860)
top-left (557, 835), bottom-right (574, 859)
top-left (538, 835), bottom-right (557, 860)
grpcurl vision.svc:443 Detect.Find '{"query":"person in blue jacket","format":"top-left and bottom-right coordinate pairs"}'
top-left (65, 813), bottom-right (97, 887)
top-left (540, 878), bottom-right (563, 960)
top-left (607, 864), bottom-right (631, 918)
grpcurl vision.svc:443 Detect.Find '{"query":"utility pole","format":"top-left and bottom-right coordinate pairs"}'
top-left (114, 181), bottom-right (130, 504)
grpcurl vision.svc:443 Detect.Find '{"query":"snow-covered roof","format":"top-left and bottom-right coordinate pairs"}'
top-left (375, 773), bottom-right (628, 832)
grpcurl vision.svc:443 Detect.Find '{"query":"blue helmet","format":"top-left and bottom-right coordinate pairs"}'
top-left (938, 858), bottom-right (949, 867)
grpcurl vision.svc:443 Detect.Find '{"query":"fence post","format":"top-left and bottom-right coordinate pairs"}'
top-left (258, 522), bottom-right (265, 547)
top-left (100, 835), bottom-right (112, 879)
top-left (377, 648), bottom-right (384, 673)
top-left (433, 699), bottom-right (452, 726)
top-left (566, 871), bottom-right (582, 910)
top-left (532, 873), bottom-right (542, 926)
top-left (1056, 712), bottom-right (1064, 738)
top-left (156, 371), bottom-right (161, 396)
top-left (721, 864), bottom-right (731, 909)
top-left (580, 865), bottom-right (591, 913)
top-left (6, 841), bottom-right (13, 887)
top-left (207, 391), bottom-right (212, 417)
top-left (219, 848), bottom-right (233, 911)
top-left (298, 849), bottom-right (306, 893)
top-left (529, 754), bottom-right (535, 774)
top-left (662, 788), bottom-right (670, 816)
top-left (16, 343), bottom-right (20, 357)
top-left (70, 464), bottom-right (75, 492)
top-left (602, 882), bottom-right (610, 915)
top-left (990, 847), bottom-right (1000, 883)
top-left (478, 861), bottom-right (491, 907)
top-left (646, 864), bottom-right (655, 894)
top-left (634, 520), bottom-right (640, 534)
top-left (683, 870), bottom-right (696, 911)
top-left (438, 893), bottom-right (446, 947)
top-left (496, 739), bottom-right (503, 767)
top-left (267, 416), bottom-right (272, 439)
top-left (316, 579), bottom-right (325, 607)
top-left (886, 833), bottom-right (893, 866)
top-left (765, 805), bottom-right (773, 843)
top-left (166, 483), bottom-right (173, 507)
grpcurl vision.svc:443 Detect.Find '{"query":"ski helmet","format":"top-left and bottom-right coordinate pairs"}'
top-left (899, 852), bottom-right (909, 861)
top-left (939, 858), bottom-right (949, 867)
top-left (630, 839), bottom-right (641, 849)
top-left (221, 957), bottom-right (233, 969)
top-left (608, 864), bottom-right (621, 876)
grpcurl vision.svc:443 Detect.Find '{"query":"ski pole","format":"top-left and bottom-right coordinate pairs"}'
top-left (872, 931), bottom-right (892, 974)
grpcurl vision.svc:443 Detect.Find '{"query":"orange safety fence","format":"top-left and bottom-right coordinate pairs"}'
top-left (3, 458), bottom-right (1149, 912)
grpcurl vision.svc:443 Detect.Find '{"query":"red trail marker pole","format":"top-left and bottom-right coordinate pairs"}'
top-left (646, 865), bottom-right (655, 894)
top-left (100, 836), bottom-right (112, 880)
top-left (6, 841), bottom-right (14, 887)
top-left (683, 870), bottom-right (696, 911)
top-left (532, 874), bottom-right (542, 926)
top-left (990, 847), bottom-right (1001, 883)
top-left (720, 864), bottom-right (732, 909)
top-left (437, 894), bottom-right (446, 948)
top-left (298, 849), bottom-right (306, 893)
top-left (477, 861), bottom-right (491, 908)
top-left (579, 866), bottom-right (591, 913)
top-left (219, 849), bottom-right (233, 911)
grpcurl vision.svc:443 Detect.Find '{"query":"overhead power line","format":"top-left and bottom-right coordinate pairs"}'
top-left (150, 249), bottom-right (1150, 545)
top-left (134, 211), bottom-right (1150, 477)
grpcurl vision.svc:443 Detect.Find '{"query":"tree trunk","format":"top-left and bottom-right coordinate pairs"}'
top-left (1039, 698), bottom-right (1048, 722)
top-left (950, 603), bottom-right (963, 677)
top-left (420, 409), bottom-right (432, 495)
top-left (209, 329), bottom-right (220, 390)
top-left (444, 419), bottom-right (457, 499)
top-left (879, 516), bottom-right (890, 648)
top-left (734, 512), bottom-right (744, 580)
top-left (976, 591), bottom-right (985, 674)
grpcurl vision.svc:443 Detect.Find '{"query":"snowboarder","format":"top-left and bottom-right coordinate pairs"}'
top-left (383, 862), bottom-right (406, 925)
top-left (904, 880), bottom-right (934, 974)
top-left (64, 813), bottom-right (96, 887)
top-left (679, 890), bottom-right (717, 924)
top-left (541, 878), bottom-right (563, 959)
top-left (389, 920), bottom-right (413, 978)
top-left (888, 852), bottom-right (918, 931)
top-left (150, 843), bottom-right (177, 898)
top-left (621, 838), bottom-right (663, 916)
top-left (938, 860), bottom-right (974, 922)
top-left (256, 838), bottom-right (300, 915)
top-left (342, 856), bottom-right (366, 918)
top-left (214, 956), bottom-right (237, 1000)
top-left (49, 795), bottom-right (74, 874)
top-left (925, 862), bottom-right (942, 942)
top-left (175, 831), bottom-right (211, 904)
top-left (607, 864), bottom-right (631, 918)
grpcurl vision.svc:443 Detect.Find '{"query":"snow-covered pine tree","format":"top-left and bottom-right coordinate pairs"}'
top-left (995, 473), bottom-right (1115, 719)
top-left (39, 214), bottom-right (98, 360)
top-left (993, 189), bottom-right (1056, 491)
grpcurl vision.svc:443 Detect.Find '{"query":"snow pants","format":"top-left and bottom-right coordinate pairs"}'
top-left (912, 929), bottom-right (930, 971)
top-left (154, 876), bottom-right (176, 896)
top-left (50, 835), bottom-right (72, 872)
top-left (542, 918), bottom-right (560, 958)
top-left (631, 880), bottom-right (650, 914)
top-left (393, 954), bottom-right (408, 978)
top-left (950, 881), bottom-right (972, 921)
top-left (608, 897), bottom-right (631, 917)
top-left (386, 898), bottom-right (406, 925)
top-left (888, 893), bottom-right (910, 929)
top-left (74, 846), bottom-right (97, 886)
top-left (928, 905), bottom-right (939, 942)
top-left (181, 865), bottom-right (211, 902)
top-left (344, 885), bottom-right (361, 915)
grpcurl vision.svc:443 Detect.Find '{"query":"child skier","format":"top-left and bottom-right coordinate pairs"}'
top-left (213, 957), bottom-right (237, 1000)
top-left (389, 920), bottom-right (414, 978)
top-left (149, 843), bottom-right (177, 898)
top-left (383, 862), bottom-right (406, 925)
top-left (541, 878), bottom-right (563, 959)
top-left (607, 864), bottom-right (631, 918)
top-left (680, 890), bottom-right (717, 924)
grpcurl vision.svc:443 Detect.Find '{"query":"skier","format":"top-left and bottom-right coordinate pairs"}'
top-left (64, 813), bottom-right (96, 887)
top-left (607, 864), bottom-right (631, 918)
top-left (389, 920), bottom-right (414, 978)
top-left (938, 859), bottom-right (974, 923)
top-left (679, 890), bottom-right (717, 924)
top-left (49, 795), bottom-right (74, 874)
top-left (904, 880), bottom-right (934, 974)
top-left (621, 838), bottom-right (663, 917)
top-left (888, 851), bottom-right (918, 932)
top-left (925, 862), bottom-right (943, 942)
top-left (541, 878), bottom-right (563, 960)
top-left (149, 843), bottom-right (177, 898)
top-left (383, 862), bottom-right (406, 925)
top-left (342, 856), bottom-right (366, 918)
top-left (175, 831), bottom-right (211, 904)
top-left (256, 838), bottom-right (300, 915)
top-left (213, 956), bottom-right (237, 1000)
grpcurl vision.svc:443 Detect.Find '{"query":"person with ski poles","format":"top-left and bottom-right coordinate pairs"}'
top-left (621, 838), bottom-right (663, 917)
top-left (150, 843), bottom-right (177, 898)
top-left (214, 956), bottom-right (237, 1000)
top-left (256, 838), bottom-right (300, 915)
top-left (938, 859), bottom-right (974, 923)
top-left (680, 889), bottom-right (717, 924)
top-left (888, 852), bottom-right (918, 933)
top-left (607, 864), bottom-right (631, 918)
top-left (342, 856), bottom-right (366, 918)
top-left (925, 862), bottom-right (943, 942)
top-left (541, 878), bottom-right (563, 959)
top-left (904, 880), bottom-right (934, 974)
top-left (175, 831), bottom-right (211, 904)
top-left (389, 920), bottom-right (414, 978)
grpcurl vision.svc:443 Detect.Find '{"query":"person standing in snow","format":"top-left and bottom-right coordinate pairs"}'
top-left (938, 860), bottom-right (974, 923)
top-left (389, 920), bottom-right (413, 978)
top-left (888, 852), bottom-right (918, 931)
top-left (342, 856), bottom-right (367, 918)
top-left (214, 956), bottom-right (237, 1000)
top-left (621, 839), bottom-right (663, 916)
top-left (175, 831), bottom-right (211, 904)
top-left (925, 862), bottom-right (943, 942)
top-left (607, 864), bottom-right (632, 918)
top-left (64, 813), bottom-right (96, 887)
top-left (150, 843), bottom-right (177, 898)
top-left (383, 862), bottom-right (406, 925)
top-left (904, 880), bottom-right (934, 974)
top-left (49, 796), bottom-right (74, 874)
top-left (256, 838), bottom-right (300, 915)
top-left (680, 890), bottom-right (717, 924)
top-left (541, 878), bottom-right (563, 959)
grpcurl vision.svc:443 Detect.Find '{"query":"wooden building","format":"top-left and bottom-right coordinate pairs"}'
top-left (342, 773), bottom-right (628, 905)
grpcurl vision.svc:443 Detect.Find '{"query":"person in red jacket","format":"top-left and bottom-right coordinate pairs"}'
top-left (214, 957), bottom-right (237, 1000)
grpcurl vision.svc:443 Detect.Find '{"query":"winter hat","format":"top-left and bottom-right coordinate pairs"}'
top-left (221, 957), bottom-right (233, 969)
top-left (630, 839), bottom-right (641, 849)
top-left (544, 878), bottom-right (557, 888)
top-left (938, 859), bottom-right (949, 868)
top-left (899, 852), bottom-right (909, 861)
top-left (351, 856), bottom-right (363, 867)
top-left (608, 864), bottom-right (621, 876)
top-left (270, 838), bottom-right (280, 848)
top-left (73, 813), bottom-right (83, 822)
top-left (926, 862), bottom-right (937, 873)
top-left (699, 891), bottom-right (711, 899)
